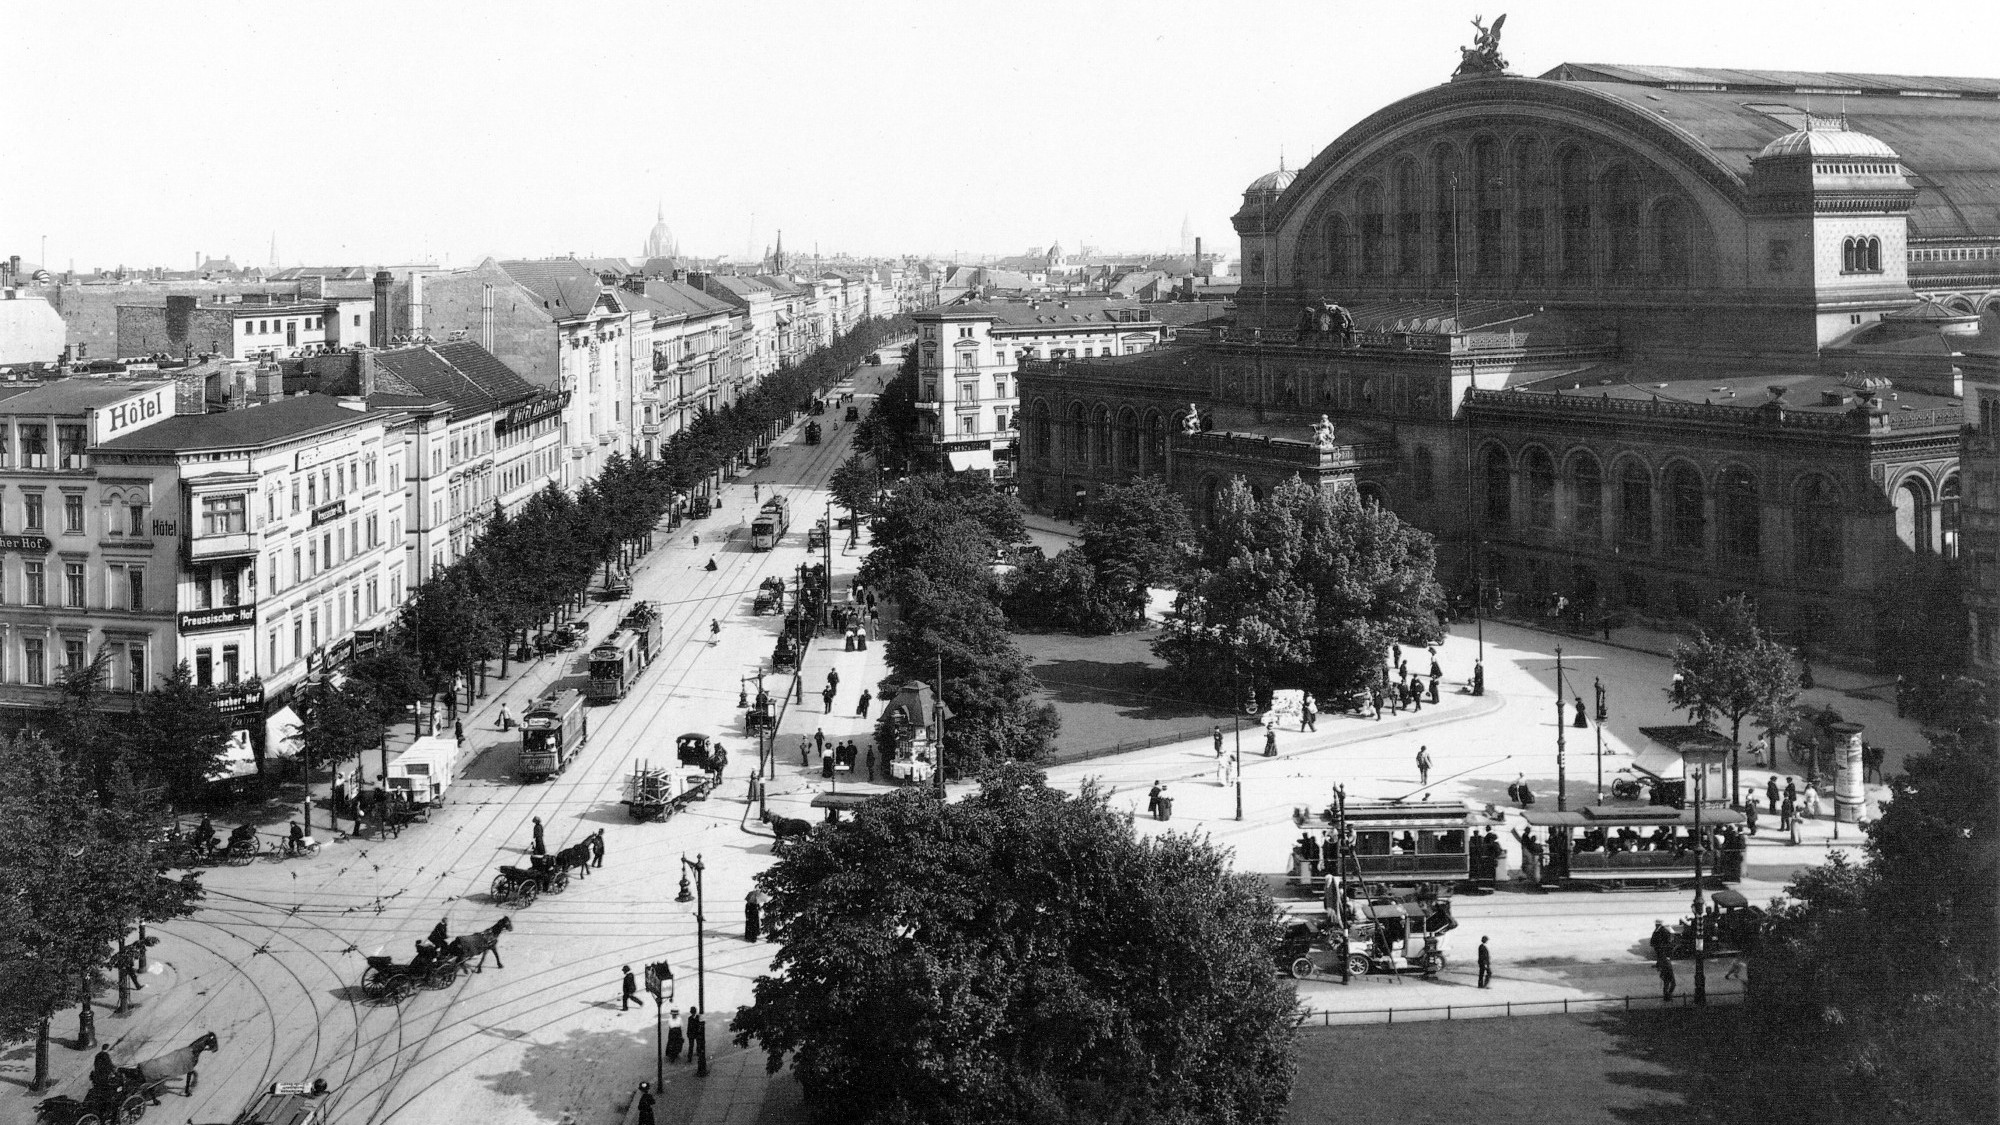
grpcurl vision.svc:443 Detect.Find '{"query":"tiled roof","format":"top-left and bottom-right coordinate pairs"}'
top-left (925, 298), bottom-right (1178, 330)
top-left (496, 259), bottom-right (610, 319)
top-left (95, 394), bottom-right (388, 451)
top-left (637, 280), bottom-right (736, 319)
top-left (0, 377), bottom-right (175, 416)
top-left (373, 342), bottom-right (538, 413)
top-left (754, 274), bottom-right (804, 296)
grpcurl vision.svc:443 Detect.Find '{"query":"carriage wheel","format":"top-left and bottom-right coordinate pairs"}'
top-left (551, 871), bottom-right (569, 894)
top-left (518, 882), bottom-right (539, 906)
top-left (1290, 957), bottom-right (1316, 980)
top-left (118, 1093), bottom-right (147, 1122)
top-left (1426, 953), bottom-right (1448, 975)
top-left (490, 875), bottom-right (511, 900)
top-left (1346, 953), bottom-right (1372, 978)
top-left (423, 961), bottom-right (458, 990)
top-left (73, 1115), bottom-right (103, 1125)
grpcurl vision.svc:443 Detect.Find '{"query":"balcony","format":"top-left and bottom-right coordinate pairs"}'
top-left (188, 531), bottom-right (257, 561)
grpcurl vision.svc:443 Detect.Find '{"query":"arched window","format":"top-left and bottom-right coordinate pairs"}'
top-left (1092, 405), bottom-right (1112, 468)
top-left (1117, 408), bottom-right (1140, 468)
top-left (1395, 159), bottom-right (1422, 276)
top-left (1603, 166), bottom-right (1640, 276)
top-left (1483, 446), bottom-right (1512, 525)
top-left (1412, 446), bottom-right (1435, 502)
top-left (1895, 477), bottom-right (1933, 553)
top-left (1431, 145), bottom-right (1461, 277)
top-left (1842, 238), bottom-right (1857, 273)
top-left (1325, 213), bottom-right (1349, 278)
top-left (1665, 463), bottom-right (1706, 555)
top-left (1795, 476), bottom-right (1843, 575)
top-left (1513, 137), bottom-right (1544, 276)
top-left (1523, 448), bottom-right (1555, 529)
top-left (1941, 473), bottom-right (1960, 559)
top-left (1618, 459), bottom-right (1653, 546)
top-left (1716, 466), bottom-right (1760, 560)
top-left (1570, 453), bottom-right (1603, 538)
top-left (1357, 182), bottom-right (1386, 275)
top-left (1653, 198), bottom-right (1689, 282)
top-left (1030, 401), bottom-right (1052, 463)
top-left (1472, 135), bottom-right (1502, 275)
top-left (1558, 147), bottom-right (1593, 277)
top-left (1867, 237), bottom-right (1882, 271)
top-left (1066, 403), bottom-right (1087, 465)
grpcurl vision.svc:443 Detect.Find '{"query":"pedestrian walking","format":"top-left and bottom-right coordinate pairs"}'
top-left (1301, 696), bottom-right (1317, 732)
top-left (826, 669), bottom-right (840, 694)
top-left (1724, 956), bottom-right (1746, 981)
top-left (705, 557), bottom-right (717, 571)
top-left (688, 1008), bottom-right (706, 1069)
top-left (822, 685), bottom-right (836, 713)
top-left (1263, 722), bottom-right (1278, 757)
top-left (1427, 677), bottom-right (1440, 704)
top-left (1392, 643), bottom-right (1402, 668)
top-left (708, 619), bottom-right (720, 644)
top-left (1518, 778), bottom-right (1535, 808)
top-left (1147, 781), bottom-right (1162, 819)
top-left (799, 738), bottom-right (811, 766)
top-left (497, 703), bottom-right (513, 731)
top-left (590, 829), bottom-right (604, 868)
top-left (814, 729), bottom-right (826, 757)
top-left (1779, 792), bottom-right (1795, 833)
top-left (444, 687), bottom-right (458, 719)
top-left (1472, 660), bottom-right (1485, 696)
top-left (1477, 936), bottom-right (1492, 988)
top-left (1656, 953), bottom-right (1677, 1003)
top-left (531, 816), bottom-right (546, 857)
top-left (1410, 679), bottom-right (1423, 712)
top-left (1213, 725), bottom-right (1224, 757)
top-left (856, 689), bottom-right (872, 718)
top-left (635, 1083), bottom-right (656, 1125)
top-left (1416, 746), bottom-right (1432, 786)
top-left (454, 718), bottom-right (465, 746)
top-left (1508, 775), bottom-right (1523, 805)
top-left (1429, 657), bottom-right (1442, 681)
top-left (1370, 688), bottom-right (1383, 721)
top-left (1572, 697), bottom-right (1587, 728)
top-left (621, 965), bottom-right (638, 1011)
top-left (744, 888), bottom-right (764, 942)
top-left (666, 1008), bottom-right (684, 1062)
top-left (1649, 920), bottom-right (1673, 960)
top-left (752, 483), bottom-right (760, 502)
top-left (1804, 782), bottom-right (1822, 819)
top-left (865, 744), bottom-right (876, 782)
top-left (1745, 797), bottom-right (1760, 836)
top-left (1784, 776), bottom-right (1798, 807)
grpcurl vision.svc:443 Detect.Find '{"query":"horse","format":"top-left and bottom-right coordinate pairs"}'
top-left (771, 816), bottom-right (812, 842)
top-left (133, 1031), bottom-right (219, 1099)
top-left (553, 841), bottom-right (592, 880)
top-left (449, 916), bottom-right (513, 972)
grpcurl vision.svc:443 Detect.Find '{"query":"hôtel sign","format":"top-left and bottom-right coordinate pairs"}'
top-left (0, 535), bottom-right (52, 553)
top-left (90, 386), bottom-right (174, 445)
top-left (178, 604), bottom-right (256, 634)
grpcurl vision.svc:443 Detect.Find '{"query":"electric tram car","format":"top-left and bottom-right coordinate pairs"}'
top-left (1519, 804), bottom-right (1746, 889)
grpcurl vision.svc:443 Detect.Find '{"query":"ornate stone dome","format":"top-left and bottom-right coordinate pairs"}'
top-left (1245, 167), bottom-right (1298, 194)
top-left (1756, 123), bottom-right (1901, 163)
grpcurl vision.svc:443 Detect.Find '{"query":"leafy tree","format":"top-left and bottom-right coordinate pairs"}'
top-left (860, 471), bottom-right (1025, 596)
top-left (853, 349), bottom-right (921, 470)
top-left (1008, 478), bottom-right (1194, 633)
top-left (50, 651), bottom-right (121, 801)
top-left (0, 735), bottom-right (201, 1089)
top-left (1002, 547), bottom-right (1125, 634)
top-left (1666, 595), bottom-right (1800, 806)
top-left (129, 662), bottom-right (235, 807)
top-left (1155, 476), bottom-right (1445, 703)
top-left (732, 765), bottom-right (1297, 1125)
top-left (827, 454), bottom-right (881, 524)
top-left (1698, 681), bottom-right (1997, 1124)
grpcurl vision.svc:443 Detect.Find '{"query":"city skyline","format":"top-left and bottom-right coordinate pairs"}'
top-left (7, 0), bottom-right (1998, 272)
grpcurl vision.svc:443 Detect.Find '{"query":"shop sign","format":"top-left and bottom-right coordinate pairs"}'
top-left (179, 604), bottom-right (256, 633)
top-left (310, 500), bottom-right (347, 527)
top-left (214, 683), bottom-right (266, 714)
top-left (0, 535), bottom-right (52, 553)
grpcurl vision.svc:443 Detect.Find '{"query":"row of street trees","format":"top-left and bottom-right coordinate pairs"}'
top-left (294, 316), bottom-right (910, 784)
top-left (857, 472), bottom-right (1059, 771)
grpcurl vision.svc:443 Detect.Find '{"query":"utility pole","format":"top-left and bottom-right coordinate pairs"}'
top-left (676, 854), bottom-right (708, 1075)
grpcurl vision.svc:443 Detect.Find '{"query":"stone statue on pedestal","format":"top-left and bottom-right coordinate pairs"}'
top-left (1312, 414), bottom-right (1339, 450)
top-left (1182, 404), bottom-right (1204, 435)
top-left (1453, 13), bottom-right (1508, 78)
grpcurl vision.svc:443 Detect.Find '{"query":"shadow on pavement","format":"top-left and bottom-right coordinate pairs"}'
top-left (480, 1024), bottom-right (654, 1123)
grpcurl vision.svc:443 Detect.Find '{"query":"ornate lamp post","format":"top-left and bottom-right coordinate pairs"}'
top-left (677, 854), bottom-right (708, 1076)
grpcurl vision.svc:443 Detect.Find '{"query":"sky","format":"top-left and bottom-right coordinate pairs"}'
top-left (5, 0), bottom-right (1998, 271)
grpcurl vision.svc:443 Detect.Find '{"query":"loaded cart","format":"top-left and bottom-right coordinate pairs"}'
top-left (190, 1080), bottom-right (330, 1125)
top-left (622, 757), bottom-right (717, 822)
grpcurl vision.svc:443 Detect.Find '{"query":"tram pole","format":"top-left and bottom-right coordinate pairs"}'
top-left (678, 854), bottom-right (708, 1075)
top-left (1555, 646), bottom-right (1568, 812)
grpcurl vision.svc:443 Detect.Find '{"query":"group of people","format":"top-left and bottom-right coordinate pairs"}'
top-left (1744, 775), bottom-right (1819, 842)
top-left (1368, 644), bottom-right (1444, 719)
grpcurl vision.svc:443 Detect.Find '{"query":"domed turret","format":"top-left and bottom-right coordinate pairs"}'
top-left (1755, 124), bottom-right (1900, 163)
top-left (643, 204), bottom-right (677, 259)
top-left (1245, 166), bottom-right (1297, 196)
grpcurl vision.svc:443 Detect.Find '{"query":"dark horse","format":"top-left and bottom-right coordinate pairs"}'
top-left (133, 1030), bottom-right (220, 1099)
top-left (449, 917), bottom-right (513, 972)
top-left (553, 841), bottom-right (592, 880)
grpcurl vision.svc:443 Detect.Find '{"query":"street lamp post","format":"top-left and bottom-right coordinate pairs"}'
top-left (1594, 678), bottom-right (1608, 804)
top-left (1233, 665), bottom-right (1244, 822)
top-left (677, 854), bottom-right (708, 1075)
top-left (1691, 768), bottom-right (1708, 1006)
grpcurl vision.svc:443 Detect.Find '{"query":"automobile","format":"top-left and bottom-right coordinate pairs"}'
top-left (752, 588), bottom-right (779, 615)
top-left (865, 353), bottom-right (882, 365)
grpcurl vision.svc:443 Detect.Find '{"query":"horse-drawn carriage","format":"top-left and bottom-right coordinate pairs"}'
top-left (622, 758), bottom-right (716, 822)
top-left (198, 1080), bottom-right (331, 1125)
top-left (803, 421), bottom-right (822, 445)
top-left (37, 1034), bottom-right (217, 1125)
top-left (753, 576), bottom-right (785, 616)
top-left (361, 945), bottom-right (463, 1003)
top-left (491, 857), bottom-right (568, 906)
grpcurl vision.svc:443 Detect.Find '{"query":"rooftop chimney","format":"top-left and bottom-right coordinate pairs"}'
top-left (371, 270), bottom-right (392, 348)
top-left (358, 350), bottom-right (379, 398)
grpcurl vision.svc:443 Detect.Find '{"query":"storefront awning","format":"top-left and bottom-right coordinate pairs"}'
top-left (946, 450), bottom-right (985, 471)
top-left (206, 729), bottom-right (258, 783)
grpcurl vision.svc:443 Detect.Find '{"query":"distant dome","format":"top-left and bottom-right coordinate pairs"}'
top-left (643, 205), bottom-right (677, 259)
top-left (1756, 125), bottom-right (1900, 163)
top-left (1246, 167), bottom-right (1297, 194)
